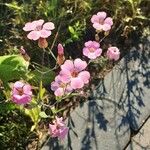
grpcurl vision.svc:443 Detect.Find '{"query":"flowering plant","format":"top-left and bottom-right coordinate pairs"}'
top-left (0, 11), bottom-right (120, 143)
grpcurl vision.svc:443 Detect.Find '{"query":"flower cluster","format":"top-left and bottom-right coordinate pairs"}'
top-left (83, 11), bottom-right (120, 61)
top-left (51, 58), bottom-right (90, 96)
top-left (9, 11), bottom-right (120, 141)
top-left (49, 116), bottom-right (69, 139)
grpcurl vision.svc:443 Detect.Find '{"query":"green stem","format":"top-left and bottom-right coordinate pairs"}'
top-left (48, 48), bottom-right (57, 60)
top-left (47, 24), bottom-right (61, 60)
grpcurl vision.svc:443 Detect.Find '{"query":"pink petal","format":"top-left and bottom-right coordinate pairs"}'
top-left (23, 84), bottom-right (32, 96)
top-left (23, 22), bottom-right (36, 31)
top-left (92, 41), bottom-right (100, 48)
top-left (93, 23), bottom-right (103, 30)
top-left (95, 48), bottom-right (102, 57)
top-left (114, 55), bottom-right (120, 61)
top-left (14, 81), bottom-right (24, 89)
top-left (54, 88), bottom-right (64, 97)
top-left (59, 72), bottom-right (71, 83)
top-left (102, 24), bottom-right (111, 31)
top-left (87, 52), bottom-right (97, 59)
top-left (59, 127), bottom-right (69, 140)
top-left (49, 124), bottom-right (58, 137)
top-left (104, 17), bottom-right (113, 26)
top-left (74, 58), bottom-right (87, 71)
top-left (12, 88), bottom-right (19, 95)
top-left (83, 47), bottom-right (90, 57)
top-left (71, 78), bottom-right (84, 89)
top-left (78, 71), bottom-right (90, 84)
top-left (60, 68), bottom-right (72, 76)
top-left (49, 124), bottom-right (57, 133)
top-left (91, 15), bottom-right (100, 23)
top-left (43, 22), bottom-right (55, 30)
top-left (40, 29), bottom-right (51, 38)
top-left (84, 41), bottom-right (93, 47)
top-left (27, 31), bottom-right (40, 40)
top-left (66, 85), bottom-right (73, 93)
top-left (12, 94), bottom-right (31, 105)
top-left (33, 19), bottom-right (44, 27)
top-left (97, 12), bottom-right (107, 19)
top-left (61, 60), bottom-right (74, 71)
top-left (55, 116), bottom-right (63, 122)
top-left (51, 81), bottom-right (59, 91)
top-left (56, 117), bottom-right (65, 127)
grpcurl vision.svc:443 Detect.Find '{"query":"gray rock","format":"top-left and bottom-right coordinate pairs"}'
top-left (126, 118), bottom-right (150, 150)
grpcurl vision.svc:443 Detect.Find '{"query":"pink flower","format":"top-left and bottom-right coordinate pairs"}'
top-left (83, 41), bottom-right (102, 59)
top-left (12, 81), bottom-right (32, 105)
top-left (23, 19), bottom-right (55, 40)
top-left (106, 46), bottom-right (120, 61)
top-left (59, 59), bottom-right (90, 89)
top-left (49, 116), bottom-right (69, 140)
top-left (51, 75), bottom-right (72, 97)
top-left (91, 11), bottom-right (113, 31)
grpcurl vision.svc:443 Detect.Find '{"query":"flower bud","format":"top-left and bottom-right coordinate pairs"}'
top-left (57, 43), bottom-right (64, 55)
top-left (57, 43), bottom-right (65, 65)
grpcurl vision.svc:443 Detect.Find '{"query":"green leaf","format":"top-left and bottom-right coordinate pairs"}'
top-left (0, 55), bottom-right (29, 83)
top-left (0, 102), bottom-right (16, 114)
top-left (135, 15), bottom-right (150, 20)
top-left (39, 111), bottom-right (49, 118)
top-left (5, 2), bottom-right (22, 10)
top-left (68, 26), bottom-right (75, 34)
top-left (39, 81), bottom-right (46, 100)
top-left (25, 106), bottom-right (41, 124)
top-left (28, 67), bottom-right (55, 85)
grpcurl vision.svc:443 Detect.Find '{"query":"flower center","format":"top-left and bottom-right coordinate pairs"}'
top-left (99, 19), bottom-right (104, 25)
top-left (71, 70), bottom-right (78, 77)
top-left (89, 47), bottom-right (95, 52)
top-left (17, 88), bottom-right (24, 96)
top-left (35, 25), bottom-right (42, 31)
top-left (60, 83), bottom-right (66, 88)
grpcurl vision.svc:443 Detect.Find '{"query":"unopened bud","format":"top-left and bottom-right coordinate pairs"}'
top-left (57, 43), bottom-right (64, 55)
top-left (57, 43), bottom-right (65, 65)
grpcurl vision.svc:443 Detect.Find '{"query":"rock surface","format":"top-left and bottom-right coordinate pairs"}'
top-left (126, 117), bottom-right (150, 150)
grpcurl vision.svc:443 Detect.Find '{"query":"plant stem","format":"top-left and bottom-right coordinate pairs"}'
top-left (48, 48), bottom-right (57, 60)
top-left (47, 24), bottom-right (61, 60)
